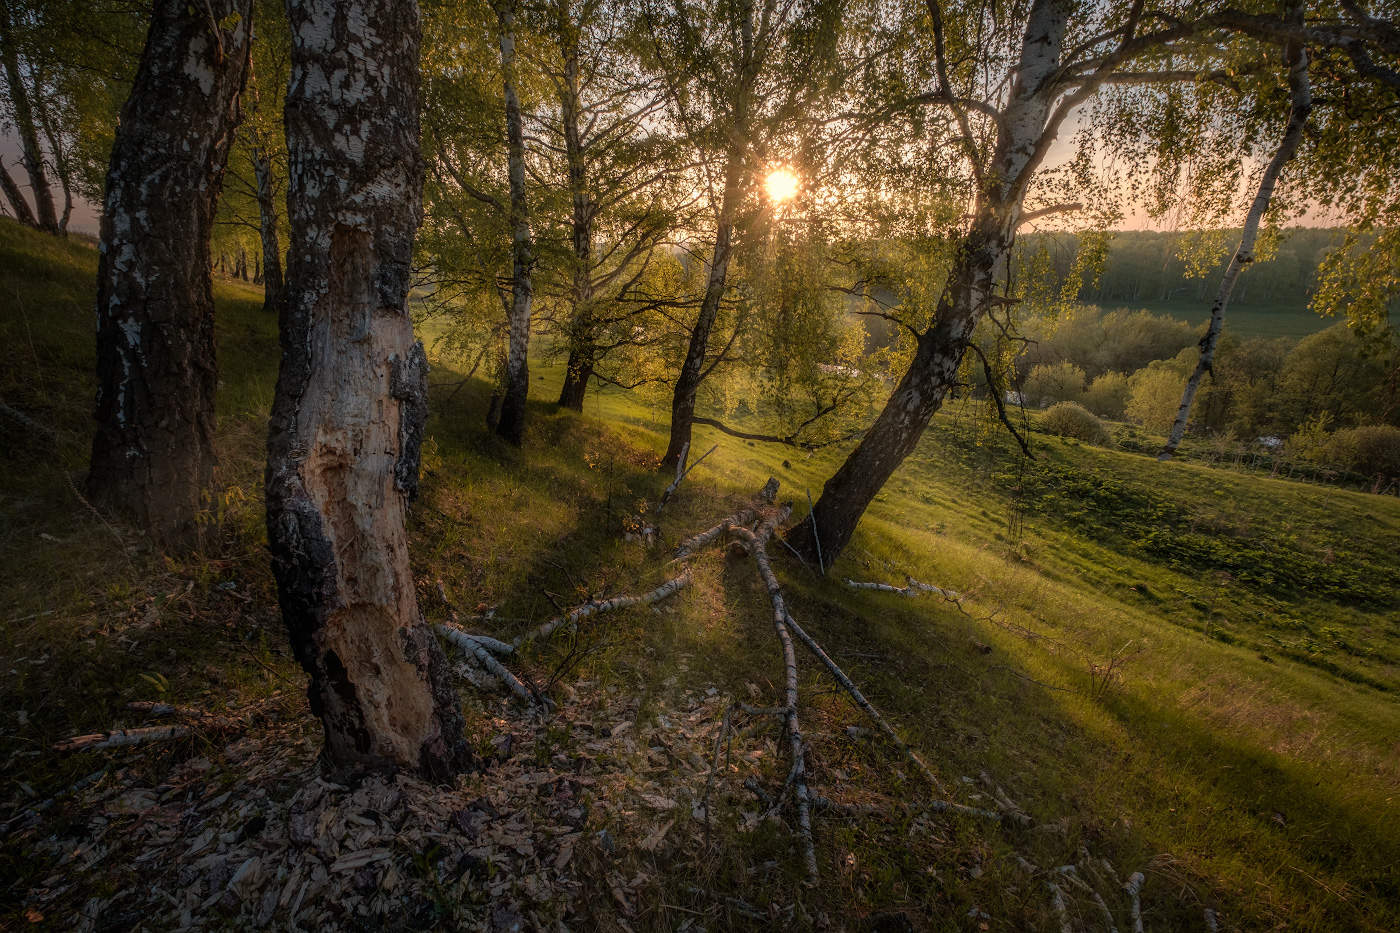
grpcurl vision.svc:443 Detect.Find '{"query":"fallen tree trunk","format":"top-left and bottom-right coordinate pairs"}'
top-left (843, 576), bottom-right (960, 600)
top-left (513, 570), bottom-right (693, 649)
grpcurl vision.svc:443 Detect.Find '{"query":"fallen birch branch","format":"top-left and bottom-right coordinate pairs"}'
top-left (843, 576), bottom-right (960, 601)
top-left (439, 624), bottom-right (539, 707)
top-left (512, 570), bottom-right (693, 649)
top-left (780, 610), bottom-right (945, 795)
top-left (659, 443), bottom-right (717, 510)
top-left (671, 478), bottom-right (778, 562)
top-left (54, 725), bottom-right (191, 752)
top-left (1124, 871), bottom-right (1145, 933)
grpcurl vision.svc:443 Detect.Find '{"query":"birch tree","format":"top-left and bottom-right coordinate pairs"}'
top-left (86, 0), bottom-right (252, 548)
top-left (1161, 33), bottom-right (1313, 459)
top-left (266, 0), bottom-right (471, 778)
top-left (0, 0), bottom-right (58, 231)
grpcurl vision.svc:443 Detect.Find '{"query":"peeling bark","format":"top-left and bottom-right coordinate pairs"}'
top-left (493, 0), bottom-right (534, 445)
top-left (87, 0), bottom-right (253, 549)
top-left (1161, 37), bottom-right (1312, 459)
top-left (267, 0), bottom-right (470, 780)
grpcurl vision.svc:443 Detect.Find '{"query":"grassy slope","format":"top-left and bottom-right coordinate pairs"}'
top-left (2, 217), bottom-right (1398, 930)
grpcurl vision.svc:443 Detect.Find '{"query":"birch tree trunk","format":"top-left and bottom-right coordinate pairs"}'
top-left (557, 19), bottom-right (595, 412)
top-left (267, 0), bottom-right (471, 780)
top-left (786, 0), bottom-right (1072, 566)
top-left (1160, 41), bottom-right (1312, 460)
top-left (0, 1), bottom-right (58, 233)
top-left (493, 0), bottom-right (534, 446)
top-left (658, 0), bottom-right (758, 472)
top-left (253, 148), bottom-right (283, 315)
top-left (86, 0), bottom-right (252, 549)
top-left (0, 157), bottom-right (36, 226)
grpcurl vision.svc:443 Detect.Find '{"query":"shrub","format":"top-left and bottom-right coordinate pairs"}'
top-left (1024, 361), bottom-right (1086, 407)
top-left (1040, 401), bottom-right (1111, 445)
top-left (1082, 371), bottom-right (1131, 420)
top-left (1126, 365), bottom-right (1186, 434)
top-left (1325, 424), bottom-right (1400, 476)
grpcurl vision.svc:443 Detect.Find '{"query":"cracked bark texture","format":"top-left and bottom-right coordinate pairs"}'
top-left (786, 0), bottom-right (1072, 565)
top-left (87, 0), bottom-right (252, 548)
top-left (267, 0), bottom-right (471, 780)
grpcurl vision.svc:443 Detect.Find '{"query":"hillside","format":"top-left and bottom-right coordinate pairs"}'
top-left (3, 218), bottom-right (1399, 930)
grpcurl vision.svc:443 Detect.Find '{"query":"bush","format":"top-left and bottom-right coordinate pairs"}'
top-left (1325, 424), bottom-right (1400, 476)
top-left (1126, 365), bottom-right (1186, 434)
top-left (1082, 371), bottom-right (1131, 420)
top-left (1040, 401), bottom-right (1111, 445)
top-left (1024, 361), bottom-right (1086, 407)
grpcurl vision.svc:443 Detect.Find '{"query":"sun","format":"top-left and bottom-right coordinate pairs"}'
top-left (764, 167), bottom-right (800, 204)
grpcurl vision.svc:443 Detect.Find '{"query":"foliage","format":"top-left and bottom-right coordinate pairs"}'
top-left (1325, 424), bottom-right (1400, 477)
top-left (1125, 360), bottom-right (1188, 434)
top-left (1038, 401), bottom-right (1110, 446)
top-left (1081, 371), bottom-right (1131, 420)
top-left (1023, 362), bottom-right (1085, 408)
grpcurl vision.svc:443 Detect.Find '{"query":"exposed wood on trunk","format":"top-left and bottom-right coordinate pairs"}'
top-left (1161, 36), bottom-right (1312, 459)
top-left (87, 0), bottom-right (253, 549)
top-left (267, 0), bottom-right (471, 781)
top-left (0, 2), bottom-right (58, 232)
top-left (493, 0), bottom-right (534, 446)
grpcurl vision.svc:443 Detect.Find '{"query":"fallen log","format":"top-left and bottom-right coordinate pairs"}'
top-left (512, 570), bottom-right (693, 649)
top-left (671, 478), bottom-right (778, 562)
top-left (439, 624), bottom-right (539, 707)
top-left (843, 576), bottom-right (960, 601)
top-left (54, 725), bottom-right (190, 752)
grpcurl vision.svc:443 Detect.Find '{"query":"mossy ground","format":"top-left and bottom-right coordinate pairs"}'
top-left (2, 217), bottom-right (1398, 930)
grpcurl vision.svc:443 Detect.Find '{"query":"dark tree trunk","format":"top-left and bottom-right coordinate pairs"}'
top-left (33, 66), bottom-right (73, 235)
top-left (267, 0), bottom-right (471, 780)
top-left (558, 349), bottom-right (593, 410)
top-left (786, 0), bottom-right (1071, 567)
top-left (658, 0), bottom-right (755, 472)
top-left (556, 12), bottom-right (595, 413)
top-left (0, 4), bottom-right (58, 233)
top-left (253, 148), bottom-right (284, 314)
top-left (0, 157), bottom-right (36, 226)
top-left (659, 152), bottom-right (742, 471)
top-left (87, 0), bottom-right (252, 549)
top-left (786, 238), bottom-right (1000, 566)
top-left (493, 0), bottom-right (534, 446)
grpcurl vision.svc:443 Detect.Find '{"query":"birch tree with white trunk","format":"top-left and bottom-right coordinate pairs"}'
top-left (87, 0), bottom-right (252, 548)
top-left (266, 0), bottom-right (471, 778)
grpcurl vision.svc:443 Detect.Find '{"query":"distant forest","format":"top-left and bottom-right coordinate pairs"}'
top-left (1023, 227), bottom-right (1347, 309)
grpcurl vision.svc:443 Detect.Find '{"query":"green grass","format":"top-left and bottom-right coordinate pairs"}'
top-left (3, 216), bottom-right (1399, 930)
top-left (1093, 298), bottom-right (1333, 340)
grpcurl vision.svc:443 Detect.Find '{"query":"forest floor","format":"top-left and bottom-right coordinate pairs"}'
top-left (2, 217), bottom-right (1399, 931)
